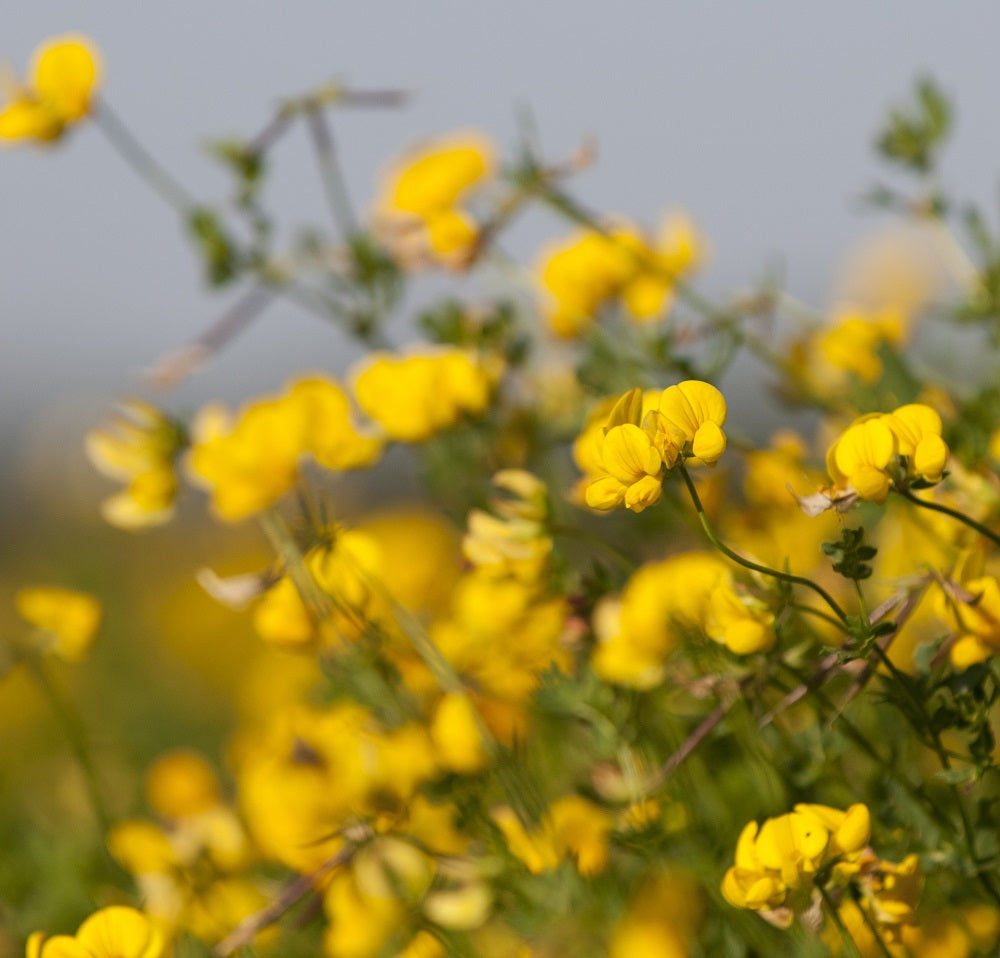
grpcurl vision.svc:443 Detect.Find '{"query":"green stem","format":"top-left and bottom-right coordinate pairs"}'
top-left (845, 886), bottom-right (894, 958)
top-left (93, 99), bottom-right (195, 214)
top-left (678, 464), bottom-right (850, 624)
top-left (895, 486), bottom-right (1000, 549)
top-left (258, 511), bottom-right (334, 626)
top-left (788, 601), bottom-right (851, 633)
top-left (26, 656), bottom-right (112, 835)
top-left (869, 642), bottom-right (1000, 907)
top-left (817, 884), bottom-right (863, 957)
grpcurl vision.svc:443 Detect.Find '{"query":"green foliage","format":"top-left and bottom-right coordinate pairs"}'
top-left (875, 76), bottom-right (953, 175)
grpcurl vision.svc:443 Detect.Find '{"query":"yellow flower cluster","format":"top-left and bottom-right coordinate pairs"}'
top-left (536, 214), bottom-right (702, 337)
top-left (28, 907), bottom-right (163, 958)
top-left (578, 381), bottom-right (727, 513)
top-left (107, 750), bottom-right (263, 945)
top-left (0, 35), bottom-right (100, 144)
top-left (353, 346), bottom-right (497, 442)
top-left (592, 551), bottom-right (775, 687)
top-left (826, 402), bottom-right (950, 504)
top-left (188, 375), bottom-right (382, 521)
top-left (721, 803), bottom-right (872, 913)
top-left (816, 305), bottom-right (905, 384)
top-left (373, 131), bottom-right (495, 269)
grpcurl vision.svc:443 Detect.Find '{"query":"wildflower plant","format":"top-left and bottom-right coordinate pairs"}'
top-left (9, 33), bottom-right (1000, 958)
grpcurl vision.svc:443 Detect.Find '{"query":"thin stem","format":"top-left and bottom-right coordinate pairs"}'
top-left (818, 884), bottom-right (863, 957)
top-left (93, 99), bottom-right (195, 214)
top-left (646, 699), bottom-right (731, 791)
top-left (844, 887), bottom-right (894, 958)
top-left (895, 486), bottom-right (1000, 549)
top-left (304, 106), bottom-right (358, 238)
top-left (678, 464), bottom-right (850, 624)
top-left (214, 845), bottom-right (352, 956)
top-left (869, 641), bottom-right (1000, 907)
top-left (26, 656), bottom-right (112, 835)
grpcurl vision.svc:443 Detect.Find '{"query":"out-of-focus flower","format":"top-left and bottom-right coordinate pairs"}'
top-left (492, 795), bottom-right (613, 877)
top-left (817, 306), bottom-right (904, 384)
top-left (536, 214), bottom-right (703, 338)
top-left (188, 375), bottom-right (381, 522)
top-left (85, 400), bottom-right (185, 530)
top-left (27, 906), bottom-right (163, 958)
top-left (0, 35), bottom-right (100, 144)
top-left (15, 586), bottom-right (102, 661)
top-left (373, 131), bottom-right (495, 269)
top-left (934, 549), bottom-right (1000, 668)
top-left (352, 347), bottom-right (497, 442)
top-left (609, 871), bottom-right (703, 958)
top-left (592, 551), bottom-right (774, 688)
top-left (464, 470), bottom-right (552, 583)
top-left (109, 750), bottom-right (262, 945)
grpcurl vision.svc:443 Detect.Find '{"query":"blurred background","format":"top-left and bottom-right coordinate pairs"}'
top-left (7, 2), bottom-right (1000, 456)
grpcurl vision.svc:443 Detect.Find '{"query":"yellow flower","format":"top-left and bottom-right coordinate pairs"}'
top-left (828, 417), bottom-right (896, 504)
top-left (823, 403), bottom-right (949, 508)
top-left (535, 214), bottom-right (703, 337)
top-left (16, 586), bottom-right (102, 661)
top-left (722, 803), bottom-right (871, 913)
top-left (430, 692), bottom-right (489, 774)
top-left (492, 797), bottom-right (611, 877)
top-left (353, 347), bottom-right (495, 442)
top-left (536, 229), bottom-right (634, 337)
top-left (145, 749), bottom-right (222, 820)
top-left (650, 379), bottom-right (728, 467)
top-left (0, 35), bottom-right (100, 144)
top-left (373, 131), bottom-right (495, 269)
top-left (188, 376), bottom-right (380, 522)
top-left (28, 906), bottom-right (163, 958)
top-left (817, 306), bottom-right (904, 384)
top-left (85, 400), bottom-right (184, 530)
top-left (882, 403), bottom-right (949, 484)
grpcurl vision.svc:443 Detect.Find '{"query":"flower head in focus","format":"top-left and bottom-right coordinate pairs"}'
top-left (581, 381), bottom-right (727, 513)
top-left (819, 402), bottom-right (950, 509)
top-left (28, 906), bottom-right (163, 958)
top-left (0, 35), bottom-right (101, 144)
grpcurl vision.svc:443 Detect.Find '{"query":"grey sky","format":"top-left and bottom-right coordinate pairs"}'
top-left (5, 2), bottom-right (1000, 460)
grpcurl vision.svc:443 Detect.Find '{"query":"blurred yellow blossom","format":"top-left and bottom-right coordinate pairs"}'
top-left (592, 551), bottom-right (774, 687)
top-left (16, 586), bottom-right (101, 661)
top-left (86, 400), bottom-right (184, 530)
top-left (536, 214), bottom-right (703, 337)
top-left (374, 131), bottom-right (495, 268)
top-left (28, 906), bottom-right (163, 958)
top-left (0, 35), bottom-right (100, 144)
top-left (188, 375), bottom-right (381, 521)
top-left (817, 305), bottom-right (905, 384)
top-left (353, 346), bottom-right (497, 442)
